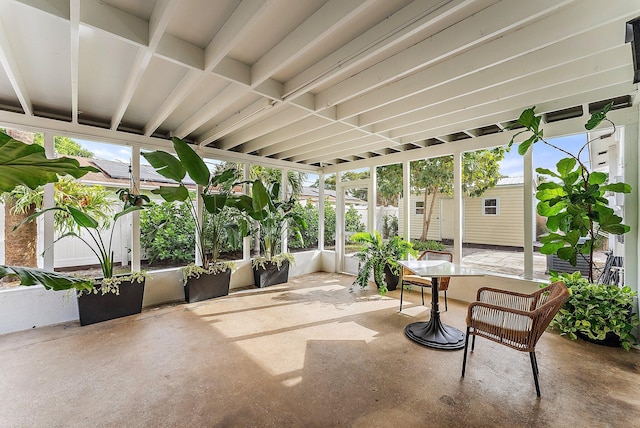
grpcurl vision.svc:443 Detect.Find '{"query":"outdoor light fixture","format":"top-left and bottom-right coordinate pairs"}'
top-left (626, 16), bottom-right (640, 84)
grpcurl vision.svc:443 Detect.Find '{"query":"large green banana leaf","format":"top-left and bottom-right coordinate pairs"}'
top-left (0, 131), bottom-right (98, 193)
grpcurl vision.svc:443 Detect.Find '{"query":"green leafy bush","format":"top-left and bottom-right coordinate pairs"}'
top-left (549, 271), bottom-right (639, 350)
top-left (345, 205), bottom-right (365, 233)
top-left (324, 202), bottom-right (336, 246)
top-left (381, 214), bottom-right (398, 238)
top-left (411, 239), bottom-right (445, 252)
top-left (140, 201), bottom-right (195, 265)
top-left (288, 202), bottom-right (319, 250)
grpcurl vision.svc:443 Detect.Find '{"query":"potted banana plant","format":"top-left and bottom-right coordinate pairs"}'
top-left (142, 137), bottom-right (253, 302)
top-left (19, 188), bottom-right (147, 326)
top-left (0, 130), bottom-right (96, 292)
top-left (248, 180), bottom-right (307, 288)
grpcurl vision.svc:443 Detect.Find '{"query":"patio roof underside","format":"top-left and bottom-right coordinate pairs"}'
top-left (0, 0), bottom-right (638, 172)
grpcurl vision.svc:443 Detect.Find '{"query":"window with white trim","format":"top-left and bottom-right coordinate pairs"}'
top-left (482, 197), bottom-right (499, 216)
top-left (415, 201), bottom-right (424, 215)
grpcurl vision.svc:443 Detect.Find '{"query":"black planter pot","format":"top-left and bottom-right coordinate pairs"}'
top-left (78, 278), bottom-right (145, 326)
top-left (577, 331), bottom-right (622, 347)
top-left (374, 263), bottom-right (400, 291)
top-left (253, 260), bottom-right (289, 288)
top-left (184, 268), bottom-right (231, 303)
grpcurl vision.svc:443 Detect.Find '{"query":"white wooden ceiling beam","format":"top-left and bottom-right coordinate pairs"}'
top-left (282, 0), bottom-right (467, 98)
top-left (144, 0), bottom-right (272, 136)
top-left (399, 82), bottom-right (637, 146)
top-left (281, 129), bottom-right (371, 160)
top-left (241, 115), bottom-right (332, 154)
top-left (358, 20), bottom-right (625, 128)
top-left (251, 0), bottom-right (377, 88)
top-left (80, 0), bottom-right (148, 46)
top-left (340, 1), bottom-right (638, 121)
top-left (316, 0), bottom-right (574, 110)
top-left (0, 14), bottom-right (33, 116)
top-left (155, 33), bottom-right (204, 70)
top-left (298, 136), bottom-right (386, 164)
top-left (264, 123), bottom-right (354, 157)
top-left (0, 107), bottom-right (319, 173)
top-left (69, 0), bottom-right (79, 123)
top-left (15, 0), bottom-right (69, 19)
top-left (110, 0), bottom-right (178, 130)
top-left (197, 98), bottom-right (278, 147)
top-left (173, 83), bottom-right (247, 138)
top-left (394, 66), bottom-right (630, 142)
top-left (216, 105), bottom-right (308, 151)
top-left (377, 45), bottom-right (630, 135)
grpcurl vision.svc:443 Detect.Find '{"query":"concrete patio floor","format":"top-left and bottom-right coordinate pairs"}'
top-left (1, 272), bottom-right (639, 427)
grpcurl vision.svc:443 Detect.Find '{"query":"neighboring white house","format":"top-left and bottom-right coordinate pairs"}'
top-left (399, 177), bottom-right (528, 248)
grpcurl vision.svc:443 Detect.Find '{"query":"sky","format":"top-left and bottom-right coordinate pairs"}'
top-left (499, 133), bottom-right (588, 177)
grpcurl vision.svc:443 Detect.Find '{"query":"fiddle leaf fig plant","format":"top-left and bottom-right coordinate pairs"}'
top-left (508, 103), bottom-right (631, 282)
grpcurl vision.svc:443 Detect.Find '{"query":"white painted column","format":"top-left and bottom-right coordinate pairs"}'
top-left (195, 184), bottom-right (204, 266)
top-left (243, 163), bottom-right (251, 261)
top-left (318, 173), bottom-right (325, 251)
top-left (453, 152), bottom-right (463, 264)
top-left (403, 160), bottom-right (410, 241)
top-left (42, 132), bottom-right (54, 270)
top-left (335, 172), bottom-right (343, 273)
top-left (369, 166), bottom-right (376, 233)
top-left (131, 146), bottom-right (141, 272)
top-left (281, 168), bottom-right (288, 253)
top-left (625, 122), bottom-right (639, 294)
top-left (524, 148), bottom-right (534, 279)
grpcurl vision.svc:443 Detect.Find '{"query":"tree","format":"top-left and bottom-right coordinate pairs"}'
top-left (33, 134), bottom-right (94, 158)
top-left (377, 164), bottom-right (403, 206)
top-left (411, 148), bottom-right (506, 241)
top-left (216, 162), bottom-right (306, 196)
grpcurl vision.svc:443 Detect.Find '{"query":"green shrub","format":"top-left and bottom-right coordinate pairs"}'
top-left (345, 205), bottom-right (365, 233)
top-left (324, 202), bottom-right (336, 246)
top-left (140, 201), bottom-right (195, 265)
top-left (411, 239), bottom-right (445, 251)
top-left (382, 214), bottom-right (399, 238)
top-left (288, 202), bottom-right (319, 250)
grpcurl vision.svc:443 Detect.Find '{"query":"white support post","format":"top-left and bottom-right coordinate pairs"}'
top-left (318, 173), bottom-right (325, 251)
top-left (42, 132), bottom-right (54, 270)
top-left (369, 166), bottom-right (376, 233)
top-left (403, 160), bottom-right (410, 241)
top-left (453, 152), bottom-right (463, 264)
top-left (335, 172), bottom-right (343, 273)
top-left (625, 121), bottom-right (639, 295)
top-left (195, 184), bottom-right (204, 266)
top-left (243, 163), bottom-right (251, 261)
top-left (281, 168), bottom-right (288, 253)
top-left (524, 148), bottom-right (534, 279)
top-left (131, 146), bottom-right (141, 272)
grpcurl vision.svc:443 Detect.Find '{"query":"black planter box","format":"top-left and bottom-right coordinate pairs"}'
top-left (78, 278), bottom-right (145, 326)
top-left (374, 264), bottom-right (400, 291)
top-left (184, 269), bottom-right (231, 303)
top-left (253, 260), bottom-right (289, 288)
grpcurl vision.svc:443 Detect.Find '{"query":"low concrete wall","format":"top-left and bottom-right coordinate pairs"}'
top-left (0, 286), bottom-right (77, 335)
top-left (0, 251), bottom-right (326, 335)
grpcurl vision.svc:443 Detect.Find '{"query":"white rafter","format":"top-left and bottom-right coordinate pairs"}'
top-left (0, 10), bottom-right (32, 115)
top-left (110, 0), bottom-right (178, 130)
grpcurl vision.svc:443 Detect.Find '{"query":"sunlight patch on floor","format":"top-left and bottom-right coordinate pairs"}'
top-left (234, 320), bottom-right (380, 377)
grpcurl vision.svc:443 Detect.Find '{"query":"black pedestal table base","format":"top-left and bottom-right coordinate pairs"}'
top-left (404, 319), bottom-right (465, 349)
top-left (403, 274), bottom-right (465, 350)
